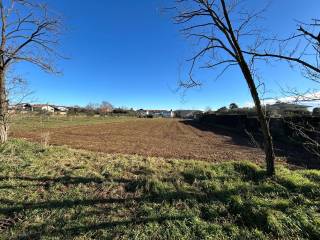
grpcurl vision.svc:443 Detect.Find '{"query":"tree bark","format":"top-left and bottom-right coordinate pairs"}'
top-left (219, 0), bottom-right (276, 175)
top-left (239, 61), bottom-right (276, 176)
top-left (0, 123), bottom-right (8, 143)
top-left (0, 70), bottom-right (8, 144)
top-left (0, 0), bottom-right (8, 144)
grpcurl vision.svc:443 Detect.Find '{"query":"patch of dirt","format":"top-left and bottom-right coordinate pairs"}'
top-left (11, 119), bottom-right (264, 162)
top-left (0, 213), bottom-right (22, 232)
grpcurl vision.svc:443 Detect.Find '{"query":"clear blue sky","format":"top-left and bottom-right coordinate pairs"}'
top-left (16, 0), bottom-right (320, 110)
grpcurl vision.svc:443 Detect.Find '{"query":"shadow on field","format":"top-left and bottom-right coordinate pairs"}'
top-left (181, 120), bottom-right (320, 169)
top-left (181, 119), bottom-right (256, 148)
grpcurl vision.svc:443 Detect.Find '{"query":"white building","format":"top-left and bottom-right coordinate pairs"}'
top-left (33, 104), bottom-right (55, 113)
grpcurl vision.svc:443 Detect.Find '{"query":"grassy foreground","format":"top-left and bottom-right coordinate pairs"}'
top-left (0, 140), bottom-right (319, 239)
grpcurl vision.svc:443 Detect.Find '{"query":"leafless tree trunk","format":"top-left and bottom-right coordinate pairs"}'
top-left (0, 0), bottom-right (62, 143)
top-left (174, 0), bottom-right (276, 175)
top-left (0, 70), bottom-right (8, 143)
top-left (237, 58), bottom-right (275, 175)
top-left (0, 1), bottom-right (8, 143)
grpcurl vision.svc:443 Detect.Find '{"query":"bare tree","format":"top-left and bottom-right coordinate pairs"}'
top-left (85, 103), bottom-right (98, 116)
top-left (173, 0), bottom-right (276, 175)
top-left (229, 102), bottom-right (238, 109)
top-left (0, 0), bottom-right (62, 143)
top-left (99, 101), bottom-right (113, 116)
top-left (250, 19), bottom-right (320, 159)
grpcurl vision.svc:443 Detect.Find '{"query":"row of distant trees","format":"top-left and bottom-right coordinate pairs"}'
top-left (67, 101), bottom-right (136, 117)
top-left (211, 103), bottom-right (320, 117)
top-left (208, 103), bottom-right (320, 117)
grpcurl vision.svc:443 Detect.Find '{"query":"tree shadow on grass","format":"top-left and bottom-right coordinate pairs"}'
top-left (16, 215), bottom-right (192, 240)
top-left (0, 165), bottom-right (319, 239)
top-left (0, 175), bottom-right (104, 185)
top-left (0, 175), bottom-right (107, 191)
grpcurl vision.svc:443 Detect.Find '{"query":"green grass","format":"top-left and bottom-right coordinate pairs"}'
top-left (0, 139), bottom-right (319, 239)
top-left (10, 114), bottom-right (136, 131)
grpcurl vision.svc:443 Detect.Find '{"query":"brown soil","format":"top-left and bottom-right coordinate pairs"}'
top-left (11, 118), bottom-right (264, 162)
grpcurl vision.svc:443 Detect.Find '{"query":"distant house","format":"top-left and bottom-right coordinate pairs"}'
top-left (137, 109), bottom-right (174, 118)
top-left (146, 110), bottom-right (174, 118)
top-left (136, 109), bottom-right (148, 117)
top-left (266, 102), bottom-right (311, 117)
top-left (146, 110), bottom-right (160, 117)
top-left (163, 110), bottom-right (175, 118)
top-left (9, 103), bottom-right (70, 115)
top-left (33, 104), bottom-right (55, 113)
top-left (53, 106), bottom-right (69, 115)
top-left (174, 110), bottom-right (203, 119)
top-left (9, 103), bottom-right (33, 113)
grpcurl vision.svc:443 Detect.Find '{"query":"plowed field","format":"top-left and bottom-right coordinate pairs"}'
top-left (11, 118), bottom-right (264, 162)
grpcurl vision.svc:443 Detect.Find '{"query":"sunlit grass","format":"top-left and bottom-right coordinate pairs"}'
top-left (10, 114), bottom-right (136, 131)
top-left (0, 139), bottom-right (319, 239)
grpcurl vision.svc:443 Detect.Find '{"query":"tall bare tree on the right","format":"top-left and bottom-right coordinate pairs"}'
top-left (245, 19), bottom-right (320, 159)
top-left (174, 0), bottom-right (276, 175)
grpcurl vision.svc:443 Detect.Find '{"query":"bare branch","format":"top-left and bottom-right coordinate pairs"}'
top-left (242, 50), bottom-right (320, 73)
top-left (0, 0), bottom-right (64, 143)
top-left (173, 0), bottom-right (277, 175)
